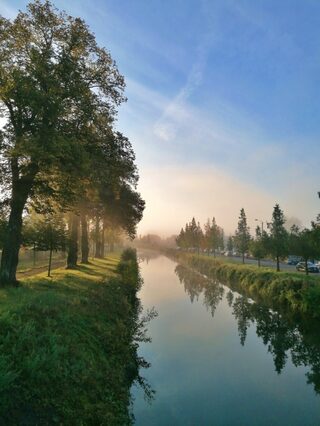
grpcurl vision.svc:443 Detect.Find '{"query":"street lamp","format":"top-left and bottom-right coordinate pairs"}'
top-left (255, 218), bottom-right (264, 233)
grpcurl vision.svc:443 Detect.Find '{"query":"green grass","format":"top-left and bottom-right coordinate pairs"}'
top-left (0, 251), bottom-right (142, 425)
top-left (172, 251), bottom-right (320, 318)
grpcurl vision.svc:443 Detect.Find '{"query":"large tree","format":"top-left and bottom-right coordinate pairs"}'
top-left (268, 204), bottom-right (288, 272)
top-left (234, 208), bottom-right (250, 264)
top-left (0, 1), bottom-right (125, 284)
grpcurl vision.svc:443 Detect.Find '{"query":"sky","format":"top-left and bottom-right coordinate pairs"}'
top-left (1, 0), bottom-right (320, 236)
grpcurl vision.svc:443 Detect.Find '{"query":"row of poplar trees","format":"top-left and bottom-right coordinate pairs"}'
top-left (176, 204), bottom-right (320, 273)
top-left (0, 1), bottom-right (144, 285)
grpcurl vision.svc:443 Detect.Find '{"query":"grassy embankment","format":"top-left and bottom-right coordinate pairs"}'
top-left (172, 251), bottom-right (320, 318)
top-left (0, 249), bottom-right (142, 425)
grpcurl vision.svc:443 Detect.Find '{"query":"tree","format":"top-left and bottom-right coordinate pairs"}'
top-left (234, 208), bottom-right (250, 264)
top-left (23, 212), bottom-right (67, 276)
top-left (176, 228), bottom-right (186, 249)
top-left (250, 226), bottom-right (267, 267)
top-left (227, 236), bottom-right (234, 252)
top-left (268, 204), bottom-right (288, 272)
top-left (204, 217), bottom-right (224, 257)
top-left (289, 226), bottom-right (320, 275)
top-left (0, 1), bottom-right (125, 285)
top-left (0, 209), bottom-right (8, 250)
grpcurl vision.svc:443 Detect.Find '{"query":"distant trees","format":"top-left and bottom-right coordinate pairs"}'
top-left (176, 217), bottom-right (224, 254)
top-left (176, 218), bottom-right (203, 253)
top-left (204, 217), bottom-right (224, 257)
top-left (175, 203), bottom-right (320, 273)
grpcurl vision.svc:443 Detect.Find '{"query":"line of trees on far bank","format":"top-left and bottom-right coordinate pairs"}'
top-left (176, 204), bottom-right (320, 274)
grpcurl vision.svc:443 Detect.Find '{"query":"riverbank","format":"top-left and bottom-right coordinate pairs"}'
top-left (170, 251), bottom-right (320, 318)
top-left (0, 249), bottom-right (142, 425)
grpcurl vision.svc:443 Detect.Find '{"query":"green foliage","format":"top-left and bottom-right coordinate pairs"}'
top-left (227, 236), bottom-right (233, 252)
top-left (23, 211), bottom-right (67, 252)
top-left (0, 251), bottom-right (146, 424)
top-left (0, 1), bottom-right (145, 284)
top-left (289, 225), bottom-right (320, 274)
top-left (203, 217), bottom-right (224, 255)
top-left (0, 0), bottom-right (125, 207)
top-left (250, 226), bottom-right (267, 265)
top-left (234, 208), bottom-right (250, 261)
top-left (267, 204), bottom-right (289, 270)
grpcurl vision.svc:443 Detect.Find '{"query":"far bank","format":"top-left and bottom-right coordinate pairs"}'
top-left (169, 250), bottom-right (320, 318)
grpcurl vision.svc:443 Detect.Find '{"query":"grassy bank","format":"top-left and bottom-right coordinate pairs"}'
top-left (0, 249), bottom-right (143, 425)
top-left (171, 251), bottom-right (320, 318)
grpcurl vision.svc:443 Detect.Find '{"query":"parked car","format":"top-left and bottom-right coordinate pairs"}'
top-left (287, 255), bottom-right (302, 265)
top-left (296, 262), bottom-right (319, 273)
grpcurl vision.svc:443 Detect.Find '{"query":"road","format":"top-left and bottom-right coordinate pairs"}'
top-left (213, 254), bottom-right (320, 274)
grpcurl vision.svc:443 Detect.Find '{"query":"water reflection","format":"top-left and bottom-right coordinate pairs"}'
top-left (175, 264), bottom-right (224, 316)
top-left (137, 250), bottom-right (162, 264)
top-left (175, 264), bottom-right (320, 395)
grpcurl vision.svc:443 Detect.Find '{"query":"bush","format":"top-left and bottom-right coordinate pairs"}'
top-left (171, 251), bottom-right (320, 318)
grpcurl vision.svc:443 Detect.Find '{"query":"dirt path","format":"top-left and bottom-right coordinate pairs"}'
top-left (17, 260), bottom-right (66, 279)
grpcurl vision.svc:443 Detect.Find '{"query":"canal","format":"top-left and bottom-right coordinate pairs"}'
top-left (132, 252), bottom-right (320, 425)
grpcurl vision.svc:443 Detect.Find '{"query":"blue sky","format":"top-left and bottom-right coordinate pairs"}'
top-left (1, 0), bottom-right (320, 235)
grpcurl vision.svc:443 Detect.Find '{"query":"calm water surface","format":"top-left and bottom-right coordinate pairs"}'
top-left (132, 252), bottom-right (320, 425)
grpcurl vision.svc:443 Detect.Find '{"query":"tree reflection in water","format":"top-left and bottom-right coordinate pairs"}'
top-left (175, 263), bottom-right (320, 394)
top-left (175, 264), bottom-right (224, 317)
top-left (137, 251), bottom-right (161, 264)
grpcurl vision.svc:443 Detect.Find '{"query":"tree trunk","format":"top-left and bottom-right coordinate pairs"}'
top-left (110, 241), bottom-right (114, 252)
top-left (305, 259), bottom-right (309, 275)
top-left (276, 255), bottom-right (280, 272)
top-left (0, 158), bottom-right (37, 286)
top-left (67, 213), bottom-right (80, 269)
top-left (33, 243), bottom-right (36, 267)
top-left (94, 216), bottom-right (103, 258)
top-left (242, 253), bottom-right (245, 264)
top-left (0, 188), bottom-right (29, 285)
top-left (101, 219), bottom-right (106, 258)
top-left (80, 213), bottom-right (89, 264)
top-left (258, 258), bottom-right (261, 267)
top-left (48, 244), bottom-right (53, 277)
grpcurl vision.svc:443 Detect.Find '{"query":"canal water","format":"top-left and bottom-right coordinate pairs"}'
top-left (132, 252), bottom-right (320, 425)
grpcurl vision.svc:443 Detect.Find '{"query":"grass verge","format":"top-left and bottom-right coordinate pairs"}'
top-left (171, 251), bottom-right (320, 318)
top-left (0, 249), bottom-right (142, 425)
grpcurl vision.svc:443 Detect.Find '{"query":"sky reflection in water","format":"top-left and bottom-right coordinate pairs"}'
top-left (133, 253), bottom-right (320, 425)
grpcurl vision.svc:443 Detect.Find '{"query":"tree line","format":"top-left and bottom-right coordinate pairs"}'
top-left (0, 1), bottom-right (144, 285)
top-left (176, 204), bottom-right (320, 274)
